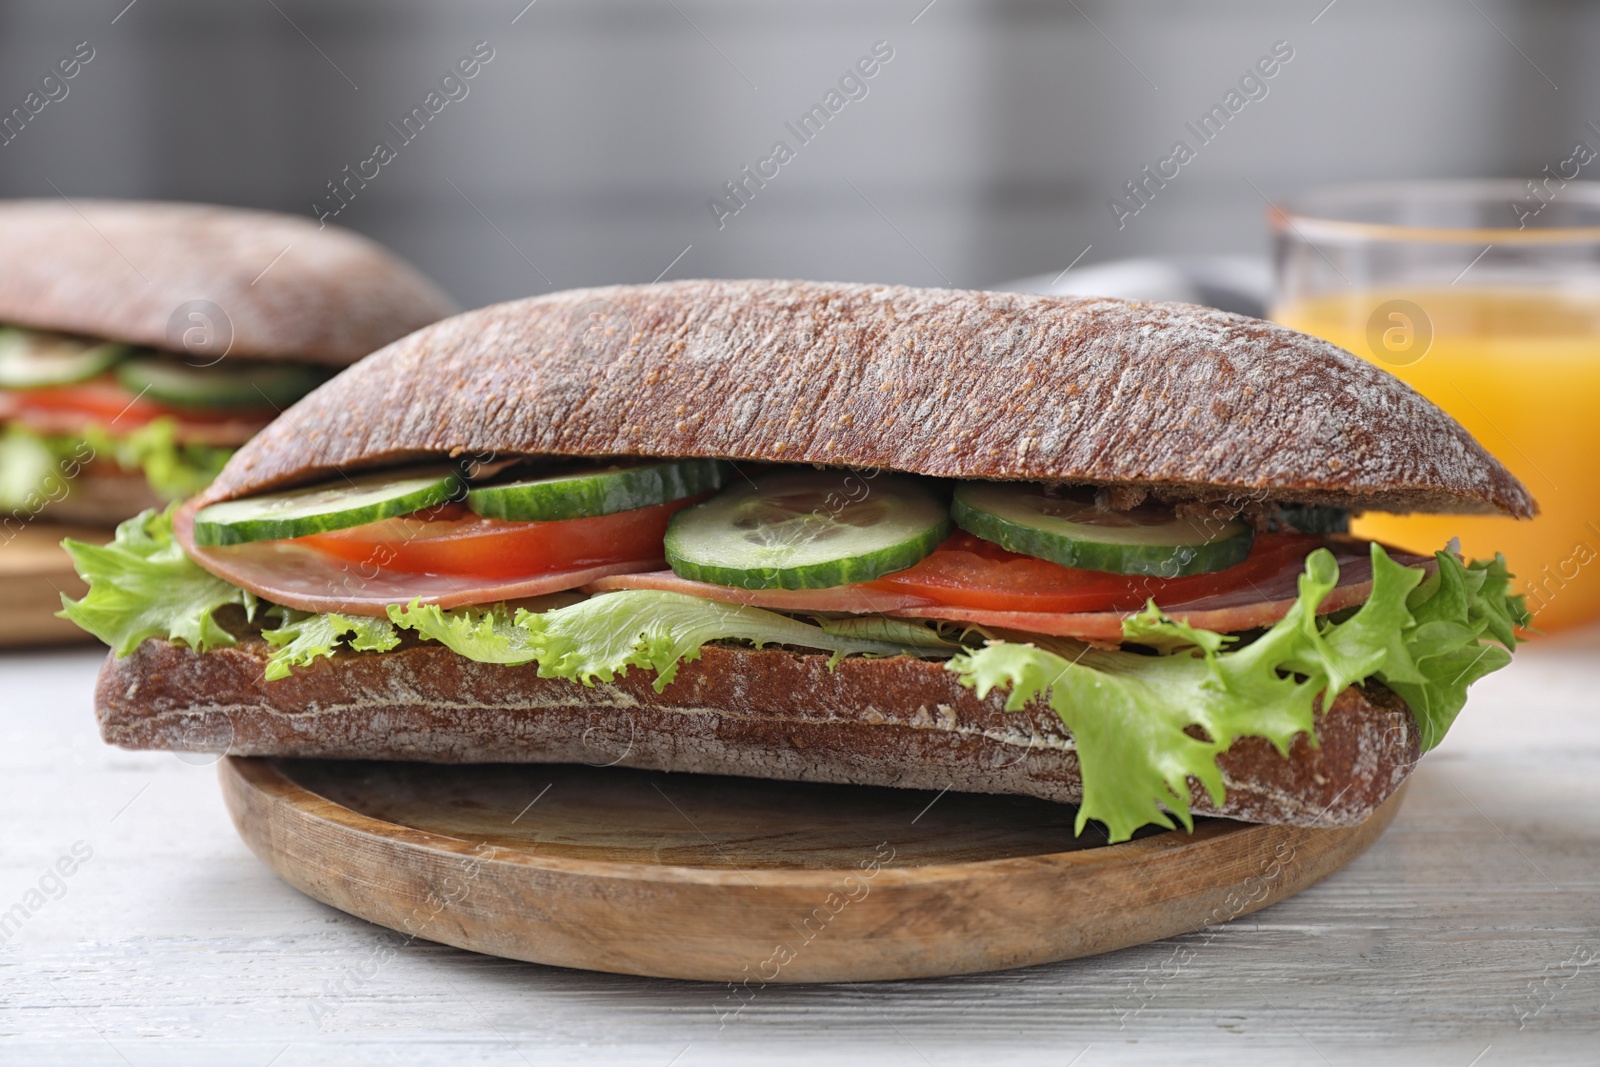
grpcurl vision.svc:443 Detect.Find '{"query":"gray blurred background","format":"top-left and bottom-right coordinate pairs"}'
top-left (0, 0), bottom-right (1591, 308)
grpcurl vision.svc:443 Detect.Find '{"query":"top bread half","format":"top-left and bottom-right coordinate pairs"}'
top-left (198, 279), bottom-right (1534, 517)
top-left (0, 199), bottom-right (457, 365)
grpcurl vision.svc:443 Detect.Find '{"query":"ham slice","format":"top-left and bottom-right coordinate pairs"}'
top-left (173, 500), bottom-right (660, 617)
top-left (591, 543), bottom-right (1434, 642)
top-left (585, 570), bottom-right (938, 614)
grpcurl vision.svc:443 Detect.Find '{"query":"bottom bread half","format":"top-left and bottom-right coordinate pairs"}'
top-left (44, 465), bottom-right (167, 526)
top-left (97, 638), bottom-right (1420, 828)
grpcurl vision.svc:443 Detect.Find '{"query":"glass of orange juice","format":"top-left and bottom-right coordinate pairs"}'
top-left (1270, 180), bottom-right (1600, 632)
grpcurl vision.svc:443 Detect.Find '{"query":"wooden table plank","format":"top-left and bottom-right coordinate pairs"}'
top-left (1, 634), bottom-right (1597, 1065)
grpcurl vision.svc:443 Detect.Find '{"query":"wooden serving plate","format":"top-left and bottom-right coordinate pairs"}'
top-left (0, 521), bottom-right (100, 647)
top-left (221, 757), bottom-right (1404, 982)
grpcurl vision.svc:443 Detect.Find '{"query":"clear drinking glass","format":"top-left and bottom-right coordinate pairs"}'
top-left (1270, 180), bottom-right (1600, 632)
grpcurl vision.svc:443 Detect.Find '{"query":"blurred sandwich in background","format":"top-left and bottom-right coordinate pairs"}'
top-left (0, 199), bottom-right (456, 647)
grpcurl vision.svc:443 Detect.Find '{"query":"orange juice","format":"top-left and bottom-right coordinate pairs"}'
top-left (1273, 288), bottom-right (1600, 632)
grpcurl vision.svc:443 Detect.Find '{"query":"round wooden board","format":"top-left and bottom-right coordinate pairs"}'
top-left (0, 521), bottom-right (100, 647)
top-left (220, 757), bottom-right (1404, 983)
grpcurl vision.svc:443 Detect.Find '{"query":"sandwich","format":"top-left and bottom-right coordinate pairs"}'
top-left (62, 280), bottom-right (1534, 842)
top-left (0, 199), bottom-right (456, 528)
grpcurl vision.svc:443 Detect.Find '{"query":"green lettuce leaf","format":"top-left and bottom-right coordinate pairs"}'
top-left (385, 590), bottom-right (958, 691)
top-left (57, 505), bottom-right (256, 655)
top-left (386, 600), bottom-right (542, 665)
top-left (0, 426), bottom-right (65, 511)
top-left (521, 589), bottom-right (953, 690)
top-left (262, 608), bottom-right (400, 681)
top-left (82, 419), bottom-right (233, 501)
top-left (948, 543), bottom-right (1524, 842)
top-left (1375, 550), bottom-right (1527, 749)
top-left (814, 614), bottom-right (971, 650)
top-left (0, 420), bottom-right (231, 511)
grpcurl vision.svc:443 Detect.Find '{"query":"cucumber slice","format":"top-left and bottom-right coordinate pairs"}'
top-left (116, 356), bottom-right (325, 410)
top-left (0, 328), bottom-right (129, 388)
top-left (468, 459), bottom-right (728, 522)
top-left (192, 466), bottom-right (465, 546)
top-left (952, 482), bottom-right (1253, 577)
top-left (664, 470), bottom-right (951, 590)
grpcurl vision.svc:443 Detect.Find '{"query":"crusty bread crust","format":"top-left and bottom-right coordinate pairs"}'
top-left (0, 199), bottom-right (456, 364)
top-left (199, 280), bottom-right (1532, 516)
top-left (96, 637), bottom-right (1420, 828)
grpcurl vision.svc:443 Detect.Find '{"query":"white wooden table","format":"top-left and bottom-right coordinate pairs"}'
top-left (2, 631), bottom-right (1598, 1066)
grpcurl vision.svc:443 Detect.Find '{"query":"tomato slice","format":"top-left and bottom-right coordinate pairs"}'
top-left (10, 380), bottom-right (171, 424)
top-left (297, 497), bottom-right (702, 579)
top-left (864, 530), bottom-right (1328, 613)
top-left (7, 377), bottom-right (274, 426)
